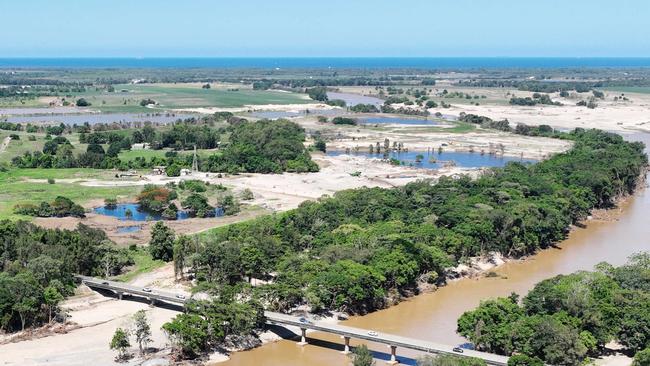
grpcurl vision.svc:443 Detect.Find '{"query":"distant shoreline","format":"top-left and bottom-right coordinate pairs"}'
top-left (3, 57), bottom-right (650, 69)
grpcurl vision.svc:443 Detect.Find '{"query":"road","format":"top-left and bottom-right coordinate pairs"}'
top-left (77, 275), bottom-right (509, 365)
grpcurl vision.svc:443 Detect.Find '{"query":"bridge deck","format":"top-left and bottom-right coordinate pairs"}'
top-left (77, 275), bottom-right (509, 365)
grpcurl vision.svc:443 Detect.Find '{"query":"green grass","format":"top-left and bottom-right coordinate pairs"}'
top-left (113, 248), bottom-right (166, 283)
top-left (118, 147), bottom-right (215, 161)
top-left (365, 121), bottom-right (476, 134)
top-left (603, 87), bottom-right (650, 94)
top-left (1, 83), bottom-right (311, 111)
top-left (0, 131), bottom-right (47, 163)
top-left (0, 168), bottom-right (140, 220)
top-left (61, 83), bottom-right (311, 112)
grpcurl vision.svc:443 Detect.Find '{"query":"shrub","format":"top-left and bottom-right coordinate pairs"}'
top-left (76, 98), bottom-right (91, 107)
top-left (331, 117), bottom-right (358, 125)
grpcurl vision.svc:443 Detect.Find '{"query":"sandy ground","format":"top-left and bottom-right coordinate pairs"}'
top-left (0, 273), bottom-right (184, 366)
top-left (333, 84), bottom-right (650, 134)
top-left (0, 136), bottom-right (11, 153)
top-left (298, 117), bottom-right (571, 160)
top-left (33, 207), bottom-right (267, 246)
top-left (429, 90), bottom-right (650, 133)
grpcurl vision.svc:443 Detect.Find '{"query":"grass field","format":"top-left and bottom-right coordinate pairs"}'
top-left (0, 168), bottom-right (140, 220)
top-left (114, 248), bottom-right (166, 282)
top-left (0, 131), bottom-right (47, 163)
top-left (118, 147), bottom-right (215, 161)
top-left (66, 83), bottom-right (311, 112)
top-left (603, 86), bottom-right (650, 94)
top-left (0, 82), bottom-right (311, 111)
top-left (367, 121), bottom-right (476, 134)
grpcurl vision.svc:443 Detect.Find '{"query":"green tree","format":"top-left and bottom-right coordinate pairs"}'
top-left (351, 344), bottom-right (374, 366)
top-left (507, 355), bottom-right (544, 366)
top-left (457, 296), bottom-right (524, 354)
top-left (149, 221), bottom-right (175, 261)
top-left (417, 354), bottom-right (487, 366)
top-left (162, 313), bottom-right (209, 358)
top-left (43, 284), bottom-right (64, 323)
top-left (314, 139), bottom-right (326, 153)
top-left (76, 98), bottom-right (91, 107)
top-left (173, 235), bottom-right (191, 280)
top-left (633, 348), bottom-right (650, 366)
top-left (109, 327), bottom-right (131, 361)
top-left (166, 163), bottom-right (181, 177)
top-left (132, 310), bottom-right (152, 356)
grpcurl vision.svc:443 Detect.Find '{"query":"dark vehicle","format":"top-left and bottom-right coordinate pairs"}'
top-left (453, 347), bottom-right (464, 353)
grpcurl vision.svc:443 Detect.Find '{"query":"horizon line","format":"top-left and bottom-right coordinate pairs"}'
top-left (3, 56), bottom-right (650, 59)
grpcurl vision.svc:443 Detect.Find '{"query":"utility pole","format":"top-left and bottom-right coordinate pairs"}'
top-left (192, 145), bottom-right (198, 173)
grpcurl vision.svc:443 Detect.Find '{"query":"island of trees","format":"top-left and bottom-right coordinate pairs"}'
top-left (458, 253), bottom-right (650, 365)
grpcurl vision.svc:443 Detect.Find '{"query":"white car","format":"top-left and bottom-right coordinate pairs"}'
top-left (175, 294), bottom-right (186, 299)
top-left (367, 331), bottom-right (379, 337)
top-left (142, 287), bottom-right (152, 293)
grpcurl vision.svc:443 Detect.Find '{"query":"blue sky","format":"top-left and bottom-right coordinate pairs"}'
top-left (2, 0), bottom-right (649, 57)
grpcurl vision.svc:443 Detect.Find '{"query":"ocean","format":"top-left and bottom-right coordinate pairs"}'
top-left (1, 57), bottom-right (650, 69)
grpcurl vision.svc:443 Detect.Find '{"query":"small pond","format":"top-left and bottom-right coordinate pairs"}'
top-left (116, 225), bottom-right (142, 233)
top-left (93, 203), bottom-right (224, 221)
top-left (328, 150), bottom-right (536, 169)
top-left (2, 112), bottom-right (199, 125)
top-left (359, 116), bottom-right (443, 126)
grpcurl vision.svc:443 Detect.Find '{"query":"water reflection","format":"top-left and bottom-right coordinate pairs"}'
top-left (93, 203), bottom-right (224, 221)
top-left (327, 150), bottom-right (536, 169)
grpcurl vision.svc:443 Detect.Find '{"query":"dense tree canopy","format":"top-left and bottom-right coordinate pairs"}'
top-left (0, 221), bottom-right (131, 332)
top-left (205, 119), bottom-right (318, 173)
top-left (191, 129), bottom-right (646, 315)
top-left (458, 253), bottom-right (650, 365)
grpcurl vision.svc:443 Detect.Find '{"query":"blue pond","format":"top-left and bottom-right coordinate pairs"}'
top-left (94, 203), bottom-right (224, 221)
top-left (360, 117), bottom-right (442, 126)
top-left (117, 225), bottom-right (142, 233)
top-left (328, 150), bottom-right (536, 169)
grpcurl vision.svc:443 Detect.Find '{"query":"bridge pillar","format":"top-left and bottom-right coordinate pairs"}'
top-left (386, 345), bottom-right (398, 365)
top-left (149, 298), bottom-right (156, 306)
top-left (340, 336), bottom-right (351, 354)
top-left (297, 328), bottom-right (308, 346)
top-left (117, 292), bottom-right (123, 300)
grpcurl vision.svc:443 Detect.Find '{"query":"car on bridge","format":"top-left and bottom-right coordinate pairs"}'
top-left (367, 331), bottom-right (379, 337)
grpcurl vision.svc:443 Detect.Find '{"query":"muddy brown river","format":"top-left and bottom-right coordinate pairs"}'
top-left (222, 133), bottom-right (650, 366)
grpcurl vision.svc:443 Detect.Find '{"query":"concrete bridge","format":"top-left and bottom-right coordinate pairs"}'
top-left (77, 275), bottom-right (509, 365)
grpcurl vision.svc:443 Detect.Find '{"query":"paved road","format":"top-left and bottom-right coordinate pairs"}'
top-left (78, 275), bottom-right (509, 365)
top-left (266, 312), bottom-right (509, 365)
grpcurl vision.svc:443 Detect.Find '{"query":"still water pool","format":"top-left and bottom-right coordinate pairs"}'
top-left (93, 203), bottom-right (224, 221)
top-left (328, 150), bottom-right (536, 169)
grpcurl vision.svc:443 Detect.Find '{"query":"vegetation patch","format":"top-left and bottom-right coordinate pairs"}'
top-left (458, 253), bottom-right (650, 365)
